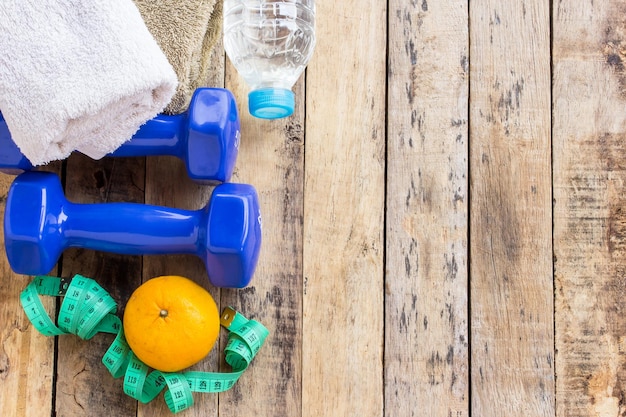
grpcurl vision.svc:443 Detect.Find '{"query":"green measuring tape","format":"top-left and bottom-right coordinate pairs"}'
top-left (20, 275), bottom-right (269, 414)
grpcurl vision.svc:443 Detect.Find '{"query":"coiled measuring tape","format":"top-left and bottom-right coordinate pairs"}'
top-left (20, 275), bottom-right (269, 414)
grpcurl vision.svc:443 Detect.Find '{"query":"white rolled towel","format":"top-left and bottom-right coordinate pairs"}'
top-left (0, 0), bottom-right (178, 166)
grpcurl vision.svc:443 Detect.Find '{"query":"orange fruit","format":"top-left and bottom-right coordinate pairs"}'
top-left (123, 275), bottom-right (220, 372)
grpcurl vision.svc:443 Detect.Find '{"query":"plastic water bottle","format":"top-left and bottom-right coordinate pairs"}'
top-left (223, 0), bottom-right (316, 119)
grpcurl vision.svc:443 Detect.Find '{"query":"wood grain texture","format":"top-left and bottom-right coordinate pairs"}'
top-left (139, 40), bottom-right (225, 417)
top-left (0, 171), bottom-right (55, 417)
top-left (385, 1), bottom-right (469, 416)
top-left (469, 1), bottom-right (553, 416)
top-left (302, 0), bottom-right (386, 415)
top-left (217, 64), bottom-right (305, 417)
top-left (6, 2), bottom-right (626, 416)
top-left (553, 1), bottom-right (626, 416)
top-left (56, 155), bottom-right (145, 416)
top-left (140, 156), bottom-right (221, 417)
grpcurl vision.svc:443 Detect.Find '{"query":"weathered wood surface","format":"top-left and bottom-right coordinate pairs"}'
top-left (301, 0), bottom-right (386, 416)
top-left (385, 1), bottom-right (469, 416)
top-left (553, 1), bottom-right (626, 416)
top-left (218, 45), bottom-right (305, 417)
top-left (139, 41), bottom-right (226, 417)
top-left (2, 1), bottom-right (626, 417)
top-left (469, 0), bottom-right (554, 416)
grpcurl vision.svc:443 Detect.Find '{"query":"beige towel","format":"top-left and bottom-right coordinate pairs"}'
top-left (134, 0), bottom-right (223, 115)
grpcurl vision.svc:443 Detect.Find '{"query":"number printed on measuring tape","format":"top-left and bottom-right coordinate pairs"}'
top-left (20, 281), bottom-right (65, 337)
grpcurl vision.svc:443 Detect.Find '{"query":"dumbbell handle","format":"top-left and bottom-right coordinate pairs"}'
top-left (60, 202), bottom-right (206, 255)
top-left (0, 113), bottom-right (189, 161)
top-left (108, 115), bottom-right (184, 158)
top-left (0, 88), bottom-right (240, 183)
top-left (0, 111), bottom-right (215, 169)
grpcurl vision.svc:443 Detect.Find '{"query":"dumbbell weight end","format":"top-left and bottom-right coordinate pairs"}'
top-left (0, 112), bottom-right (32, 174)
top-left (109, 88), bottom-right (240, 184)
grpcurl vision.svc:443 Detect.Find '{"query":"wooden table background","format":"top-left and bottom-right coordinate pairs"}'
top-left (1, 0), bottom-right (625, 416)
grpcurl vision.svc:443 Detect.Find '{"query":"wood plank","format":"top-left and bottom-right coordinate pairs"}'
top-left (302, 0), bottom-right (386, 415)
top-left (216, 62), bottom-right (305, 417)
top-left (385, 1), bottom-right (469, 416)
top-left (56, 155), bottom-right (144, 416)
top-left (553, 1), bottom-right (626, 416)
top-left (140, 160), bottom-right (221, 417)
top-left (139, 35), bottom-right (225, 417)
top-left (469, 1), bottom-right (553, 415)
top-left (0, 170), bottom-right (55, 417)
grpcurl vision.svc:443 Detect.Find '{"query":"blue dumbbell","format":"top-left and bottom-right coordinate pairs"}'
top-left (4, 171), bottom-right (262, 288)
top-left (0, 88), bottom-right (240, 184)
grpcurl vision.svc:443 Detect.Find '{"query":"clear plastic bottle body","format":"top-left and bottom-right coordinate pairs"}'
top-left (223, 0), bottom-right (316, 119)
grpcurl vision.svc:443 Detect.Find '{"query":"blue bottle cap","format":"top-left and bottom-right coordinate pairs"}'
top-left (248, 88), bottom-right (295, 119)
